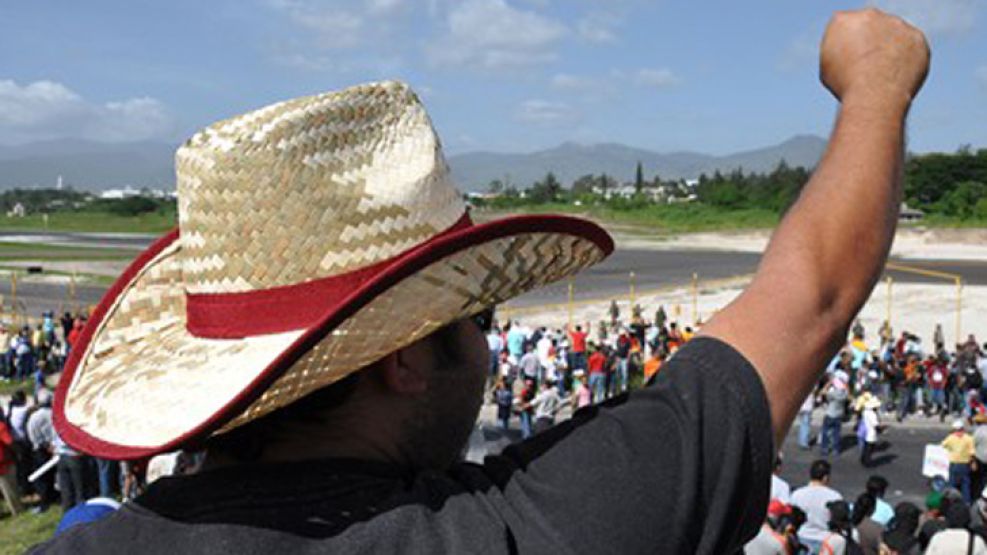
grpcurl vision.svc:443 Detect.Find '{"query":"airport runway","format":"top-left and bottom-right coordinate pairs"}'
top-left (1, 231), bottom-right (986, 317)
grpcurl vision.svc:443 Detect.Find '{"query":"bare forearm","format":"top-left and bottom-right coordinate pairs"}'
top-left (745, 99), bottom-right (907, 433)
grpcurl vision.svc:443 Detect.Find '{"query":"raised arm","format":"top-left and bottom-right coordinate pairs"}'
top-left (700, 9), bottom-right (930, 446)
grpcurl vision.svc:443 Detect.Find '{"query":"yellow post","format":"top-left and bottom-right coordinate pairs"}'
top-left (956, 277), bottom-right (963, 344)
top-left (567, 278), bottom-right (574, 329)
top-left (691, 272), bottom-right (699, 324)
top-left (885, 275), bottom-right (893, 327)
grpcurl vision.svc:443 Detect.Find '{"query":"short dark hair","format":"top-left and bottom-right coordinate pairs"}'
top-left (810, 459), bottom-right (831, 481)
top-left (205, 372), bottom-right (361, 461)
top-left (866, 475), bottom-right (888, 497)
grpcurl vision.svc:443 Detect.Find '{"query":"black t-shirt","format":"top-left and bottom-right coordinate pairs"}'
top-left (31, 337), bottom-right (773, 554)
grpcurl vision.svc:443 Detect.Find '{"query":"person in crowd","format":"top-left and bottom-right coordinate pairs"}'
top-left (791, 460), bottom-right (844, 553)
top-left (770, 454), bottom-right (791, 504)
top-left (896, 354), bottom-right (921, 422)
top-left (860, 397), bottom-right (882, 467)
top-left (529, 378), bottom-right (562, 434)
top-left (517, 342), bottom-right (540, 384)
top-left (26, 389), bottom-right (56, 513)
top-left (925, 498), bottom-right (987, 554)
top-left (917, 492), bottom-right (947, 551)
top-left (642, 349), bottom-right (664, 382)
top-left (485, 325), bottom-right (503, 386)
top-left (867, 476), bottom-right (895, 526)
top-left (32, 12), bottom-right (933, 554)
top-left (567, 323), bottom-right (589, 373)
top-left (0, 415), bottom-right (23, 517)
top-left (819, 500), bottom-right (859, 554)
top-left (799, 393), bottom-right (815, 450)
top-left (970, 487), bottom-right (987, 533)
top-left (491, 377), bottom-right (513, 431)
top-left (504, 321), bottom-right (524, 364)
top-left (851, 493), bottom-right (882, 555)
top-left (570, 370), bottom-right (591, 411)
top-left (821, 372), bottom-right (849, 457)
top-left (926, 352), bottom-right (949, 420)
top-left (586, 345), bottom-right (607, 403)
top-left (53, 431), bottom-right (85, 511)
top-left (744, 500), bottom-right (793, 555)
top-left (514, 377), bottom-right (537, 439)
top-left (943, 419), bottom-right (977, 503)
top-left (972, 415), bottom-right (987, 499)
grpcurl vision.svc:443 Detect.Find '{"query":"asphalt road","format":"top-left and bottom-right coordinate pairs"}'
top-left (2, 231), bottom-right (987, 317)
top-left (778, 416), bottom-right (949, 508)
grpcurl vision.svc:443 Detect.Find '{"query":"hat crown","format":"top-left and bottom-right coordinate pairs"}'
top-left (175, 81), bottom-right (465, 294)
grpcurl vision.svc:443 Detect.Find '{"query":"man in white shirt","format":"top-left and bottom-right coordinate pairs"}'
top-left (790, 460), bottom-right (843, 553)
top-left (770, 454), bottom-right (791, 504)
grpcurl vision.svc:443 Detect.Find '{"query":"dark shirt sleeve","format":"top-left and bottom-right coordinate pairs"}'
top-left (473, 337), bottom-right (773, 554)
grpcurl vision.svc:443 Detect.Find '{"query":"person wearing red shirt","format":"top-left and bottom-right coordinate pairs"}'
top-left (926, 355), bottom-right (948, 420)
top-left (587, 347), bottom-right (607, 403)
top-left (0, 420), bottom-right (23, 516)
top-left (567, 323), bottom-right (589, 373)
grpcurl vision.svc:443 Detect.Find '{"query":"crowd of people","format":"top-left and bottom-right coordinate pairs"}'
top-left (0, 311), bottom-right (87, 385)
top-left (0, 310), bottom-right (169, 520)
top-left (749, 458), bottom-right (987, 554)
top-left (485, 302), bottom-right (695, 438)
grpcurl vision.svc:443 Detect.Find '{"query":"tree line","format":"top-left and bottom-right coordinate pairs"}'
top-left (0, 188), bottom-right (176, 217)
top-left (478, 146), bottom-right (987, 220)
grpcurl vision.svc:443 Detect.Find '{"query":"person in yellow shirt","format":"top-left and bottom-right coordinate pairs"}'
top-left (942, 420), bottom-right (976, 503)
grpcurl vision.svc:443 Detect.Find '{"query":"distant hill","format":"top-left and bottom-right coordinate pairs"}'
top-left (448, 135), bottom-right (827, 192)
top-left (0, 135), bottom-right (826, 192)
top-left (0, 139), bottom-right (176, 190)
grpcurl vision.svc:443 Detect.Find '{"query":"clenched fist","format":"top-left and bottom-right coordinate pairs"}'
top-left (820, 8), bottom-right (930, 109)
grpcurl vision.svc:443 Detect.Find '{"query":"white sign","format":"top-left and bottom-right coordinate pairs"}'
top-left (922, 444), bottom-right (950, 479)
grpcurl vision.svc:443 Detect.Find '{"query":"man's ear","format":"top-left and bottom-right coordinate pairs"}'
top-left (380, 338), bottom-right (431, 395)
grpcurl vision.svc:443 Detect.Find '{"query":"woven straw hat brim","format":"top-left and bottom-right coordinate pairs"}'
top-left (54, 214), bottom-right (612, 459)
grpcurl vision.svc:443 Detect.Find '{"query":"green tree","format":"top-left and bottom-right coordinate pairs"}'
top-left (634, 161), bottom-right (644, 194)
top-left (572, 174), bottom-right (597, 195)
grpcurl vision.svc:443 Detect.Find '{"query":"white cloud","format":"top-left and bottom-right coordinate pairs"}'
top-left (634, 68), bottom-right (681, 88)
top-left (367, 0), bottom-right (404, 15)
top-left (427, 0), bottom-right (567, 69)
top-left (276, 2), bottom-right (365, 49)
top-left (0, 80), bottom-right (173, 143)
top-left (551, 73), bottom-right (595, 91)
top-left (869, 0), bottom-right (984, 36)
top-left (577, 12), bottom-right (621, 43)
top-left (516, 99), bottom-right (577, 124)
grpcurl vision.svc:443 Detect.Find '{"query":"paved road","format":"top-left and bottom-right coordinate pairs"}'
top-left (2, 231), bottom-right (986, 317)
top-left (777, 415), bottom-right (948, 508)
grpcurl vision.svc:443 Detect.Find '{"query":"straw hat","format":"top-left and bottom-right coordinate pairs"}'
top-left (53, 81), bottom-right (613, 459)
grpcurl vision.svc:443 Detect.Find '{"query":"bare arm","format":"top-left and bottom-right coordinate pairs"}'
top-left (701, 9), bottom-right (930, 446)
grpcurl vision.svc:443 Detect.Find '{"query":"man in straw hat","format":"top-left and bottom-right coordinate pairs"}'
top-left (34, 8), bottom-right (929, 554)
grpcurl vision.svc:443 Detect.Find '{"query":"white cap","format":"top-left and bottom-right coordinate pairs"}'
top-left (953, 419), bottom-right (965, 430)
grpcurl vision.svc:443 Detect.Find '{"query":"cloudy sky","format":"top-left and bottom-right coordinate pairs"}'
top-left (1, 0), bottom-right (984, 155)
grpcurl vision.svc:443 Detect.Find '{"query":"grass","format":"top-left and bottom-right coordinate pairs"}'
top-left (0, 506), bottom-right (62, 554)
top-left (475, 202), bottom-right (781, 234)
top-left (0, 377), bottom-right (34, 397)
top-left (0, 241), bottom-right (134, 261)
top-left (0, 211), bottom-right (176, 234)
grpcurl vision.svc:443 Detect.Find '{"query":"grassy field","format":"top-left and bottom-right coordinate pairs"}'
top-left (0, 507), bottom-right (61, 554)
top-left (0, 377), bottom-right (31, 397)
top-left (0, 211), bottom-right (175, 234)
top-left (0, 241), bottom-right (134, 261)
top-left (475, 203), bottom-right (781, 233)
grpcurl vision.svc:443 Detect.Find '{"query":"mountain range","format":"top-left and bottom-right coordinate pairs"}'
top-left (0, 135), bottom-right (827, 192)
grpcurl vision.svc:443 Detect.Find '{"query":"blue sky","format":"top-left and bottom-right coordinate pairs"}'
top-left (0, 0), bottom-right (984, 155)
